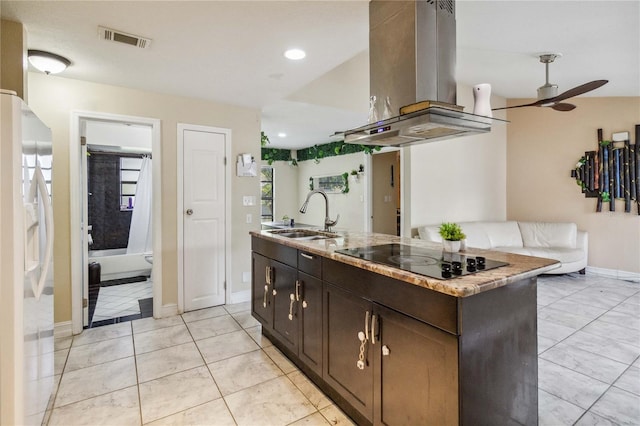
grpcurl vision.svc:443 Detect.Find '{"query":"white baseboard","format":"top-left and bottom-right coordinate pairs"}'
top-left (54, 321), bottom-right (73, 338)
top-left (230, 289), bottom-right (251, 304)
top-left (158, 303), bottom-right (178, 318)
top-left (586, 266), bottom-right (640, 282)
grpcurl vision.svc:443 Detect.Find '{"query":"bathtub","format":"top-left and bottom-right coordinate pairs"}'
top-left (88, 248), bottom-right (152, 282)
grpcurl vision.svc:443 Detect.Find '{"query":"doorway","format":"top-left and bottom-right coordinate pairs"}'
top-left (70, 112), bottom-right (162, 334)
top-left (177, 124), bottom-right (231, 313)
top-left (371, 150), bottom-right (401, 235)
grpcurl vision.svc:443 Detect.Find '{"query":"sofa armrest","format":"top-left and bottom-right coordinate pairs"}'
top-left (577, 230), bottom-right (588, 255)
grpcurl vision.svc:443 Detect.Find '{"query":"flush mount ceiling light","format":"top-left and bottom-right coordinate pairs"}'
top-left (27, 50), bottom-right (71, 74)
top-left (284, 48), bottom-right (306, 60)
top-left (278, 132), bottom-right (287, 138)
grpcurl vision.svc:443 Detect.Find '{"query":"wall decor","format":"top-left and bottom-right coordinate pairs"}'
top-left (571, 125), bottom-right (639, 214)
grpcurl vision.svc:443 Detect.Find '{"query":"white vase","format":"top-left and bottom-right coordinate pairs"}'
top-left (443, 240), bottom-right (461, 253)
top-left (472, 83), bottom-right (492, 117)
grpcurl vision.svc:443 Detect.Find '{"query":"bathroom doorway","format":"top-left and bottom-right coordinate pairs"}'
top-left (70, 112), bottom-right (162, 334)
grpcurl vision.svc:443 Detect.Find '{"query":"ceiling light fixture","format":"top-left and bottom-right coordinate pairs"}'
top-left (278, 132), bottom-right (287, 138)
top-left (27, 50), bottom-right (71, 75)
top-left (284, 48), bottom-right (306, 60)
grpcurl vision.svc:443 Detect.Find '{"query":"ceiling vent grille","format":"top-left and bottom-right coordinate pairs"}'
top-left (98, 26), bottom-right (151, 49)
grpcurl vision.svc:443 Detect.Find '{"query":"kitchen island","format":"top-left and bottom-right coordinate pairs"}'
top-left (250, 230), bottom-right (559, 426)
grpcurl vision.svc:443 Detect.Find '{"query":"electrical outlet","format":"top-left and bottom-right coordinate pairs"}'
top-left (242, 196), bottom-right (256, 206)
top-left (246, 214), bottom-right (252, 224)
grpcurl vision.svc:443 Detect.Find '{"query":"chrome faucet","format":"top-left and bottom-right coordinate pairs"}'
top-left (299, 189), bottom-right (339, 232)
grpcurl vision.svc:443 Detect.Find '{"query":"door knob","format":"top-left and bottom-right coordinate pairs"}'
top-left (186, 209), bottom-right (193, 215)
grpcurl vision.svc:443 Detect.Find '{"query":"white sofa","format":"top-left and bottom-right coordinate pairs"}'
top-left (417, 221), bottom-right (588, 274)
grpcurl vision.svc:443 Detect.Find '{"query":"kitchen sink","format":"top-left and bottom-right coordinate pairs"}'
top-left (268, 229), bottom-right (340, 241)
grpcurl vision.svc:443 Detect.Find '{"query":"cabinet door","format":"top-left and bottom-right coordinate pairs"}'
top-left (324, 283), bottom-right (373, 422)
top-left (298, 272), bottom-right (322, 375)
top-left (271, 260), bottom-right (299, 353)
top-left (373, 303), bottom-right (459, 426)
top-left (251, 253), bottom-right (272, 329)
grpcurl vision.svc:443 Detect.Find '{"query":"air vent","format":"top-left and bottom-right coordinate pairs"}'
top-left (98, 26), bottom-right (151, 49)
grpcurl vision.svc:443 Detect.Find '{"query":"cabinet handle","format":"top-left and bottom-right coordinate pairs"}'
top-left (295, 280), bottom-right (301, 301)
top-left (263, 284), bottom-right (268, 308)
top-left (371, 314), bottom-right (377, 345)
top-left (302, 300), bottom-right (308, 308)
top-left (265, 266), bottom-right (271, 285)
top-left (288, 293), bottom-right (295, 320)
top-left (364, 311), bottom-right (370, 341)
top-left (300, 252), bottom-right (314, 260)
top-left (272, 289), bottom-right (277, 296)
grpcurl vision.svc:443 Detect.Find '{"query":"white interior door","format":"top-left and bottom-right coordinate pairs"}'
top-left (181, 128), bottom-right (226, 311)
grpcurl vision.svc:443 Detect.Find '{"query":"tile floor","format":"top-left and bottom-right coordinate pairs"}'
top-left (91, 280), bottom-right (154, 326)
top-left (47, 273), bottom-right (639, 426)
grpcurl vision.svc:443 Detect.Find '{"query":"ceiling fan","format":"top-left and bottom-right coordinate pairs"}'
top-left (493, 53), bottom-right (608, 112)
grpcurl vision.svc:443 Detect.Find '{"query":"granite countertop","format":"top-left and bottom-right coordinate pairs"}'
top-left (250, 229), bottom-right (560, 298)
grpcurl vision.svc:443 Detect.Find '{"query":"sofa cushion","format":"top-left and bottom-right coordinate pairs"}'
top-left (518, 222), bottom-right (577, 249)
top-left (417, 221), bottom-right (524, 249)
top-left (477, 221), bottom-right (523, 249)
top-left (494, 246), bottom-right (585, 264)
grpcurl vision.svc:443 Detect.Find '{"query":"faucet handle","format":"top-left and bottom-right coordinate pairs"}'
top-left (325, 214), bottom-right (340, 231)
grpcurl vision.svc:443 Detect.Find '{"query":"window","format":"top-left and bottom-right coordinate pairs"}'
top-left (260, 165), bottom-right (273, 222)
top-left (120, 157), bottom-right (142, 210)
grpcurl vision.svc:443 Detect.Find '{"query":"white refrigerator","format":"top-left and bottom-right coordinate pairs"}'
top-left (0, 90), bottom-right (55, 425)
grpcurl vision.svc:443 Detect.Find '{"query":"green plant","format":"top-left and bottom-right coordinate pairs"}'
top-left (261, 131), bottom-right (270, 147)
top-left (438, 222), bottom-right (466, 241)
top-left (341, 172), bottom-right (349, 193)
top-left (350, 169), bottom-right (358, 176)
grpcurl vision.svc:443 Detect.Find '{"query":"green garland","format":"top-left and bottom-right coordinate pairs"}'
top-left (261, 141), bottom-right (381, 164)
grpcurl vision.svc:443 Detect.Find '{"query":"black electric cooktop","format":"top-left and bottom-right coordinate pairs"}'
top-left (336, 244), bottom-right (509, 280)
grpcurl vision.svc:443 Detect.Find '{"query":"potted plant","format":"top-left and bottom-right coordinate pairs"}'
top-left (439, 222), bottom-right (466, 252)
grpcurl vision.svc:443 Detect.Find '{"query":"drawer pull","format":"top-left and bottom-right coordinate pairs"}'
top-left (371, 314), bottom-right (377, 345)
top-left (300, 252), bottom-right (314, 260)
top-left (288, 293), bottom-right (295, 320)
top-left (356, 331), bottom-right (366, 370)
top-left (263, 284), bottom-right (268, 308)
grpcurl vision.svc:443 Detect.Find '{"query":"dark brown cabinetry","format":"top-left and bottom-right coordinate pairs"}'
top-left (252, 237), bottom-right (538, 426)
top-left (298, 271), bottom-right (323, 376)
top-left (251, 238), bottom-right (323, 375)
top-left (323, 283), bottom-right (458, 425)
top-left (251, 252), bottom-right (273, 329)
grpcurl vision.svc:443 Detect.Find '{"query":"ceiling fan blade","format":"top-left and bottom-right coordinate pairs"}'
top-left (492, 101), bottom-right (540, 111)
top-left (551, 103), bottom-right (576, 112)
top-left (550, 80), bottom-right (608, 103)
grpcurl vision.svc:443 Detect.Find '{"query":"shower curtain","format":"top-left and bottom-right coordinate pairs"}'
top-left (127, 156), bottom-right (152, 254)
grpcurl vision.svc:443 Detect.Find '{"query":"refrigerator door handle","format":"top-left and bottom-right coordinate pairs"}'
top-left (25, 164), bottom-right (53, 300)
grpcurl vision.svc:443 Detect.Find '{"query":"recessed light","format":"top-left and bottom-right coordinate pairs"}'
top-left (284, 48), bottom-right (306, 60)
top-left (278, 132), bottom-right (287, 138)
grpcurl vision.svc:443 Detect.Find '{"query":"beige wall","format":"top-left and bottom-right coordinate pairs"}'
top-left (0, 19), bottom-right (27, 99)
top-left (27, 72), bottom-right (261, 323)
top-left (269, 160), bottom-right (300, 223)
top-left (507, 97), bottom-right (640, 274)
top-left (372, 151), bottom-right (400, 235)
top-left (409, 83), bottom-right (508, 230)
top-left (297, 152), bottom-right (367, 231)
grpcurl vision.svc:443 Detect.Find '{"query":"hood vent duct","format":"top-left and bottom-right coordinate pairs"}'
top-left (344, 0), bottom-right (504, 147)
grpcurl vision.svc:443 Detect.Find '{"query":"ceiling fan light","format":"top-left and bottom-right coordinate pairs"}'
top-left (27, 50), bottom-right (71, 74)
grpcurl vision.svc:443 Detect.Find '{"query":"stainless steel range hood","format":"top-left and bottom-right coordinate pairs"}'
top-left (344, 0), bottom-right (505, 147)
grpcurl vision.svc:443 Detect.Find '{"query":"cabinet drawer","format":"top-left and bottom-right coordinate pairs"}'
top-left (323, 258), bottom-right (458, 335)
top-left (298, 250), bottom-right (322, 278)
top-left (251, 237), bottom-right (297, 268)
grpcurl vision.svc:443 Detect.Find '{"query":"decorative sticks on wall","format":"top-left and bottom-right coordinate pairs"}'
top-left (571, 124), bottom-right (639, 214)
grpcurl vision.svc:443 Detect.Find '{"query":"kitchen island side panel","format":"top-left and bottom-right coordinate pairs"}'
top-left (458, 277), bottom-right (538, 426)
